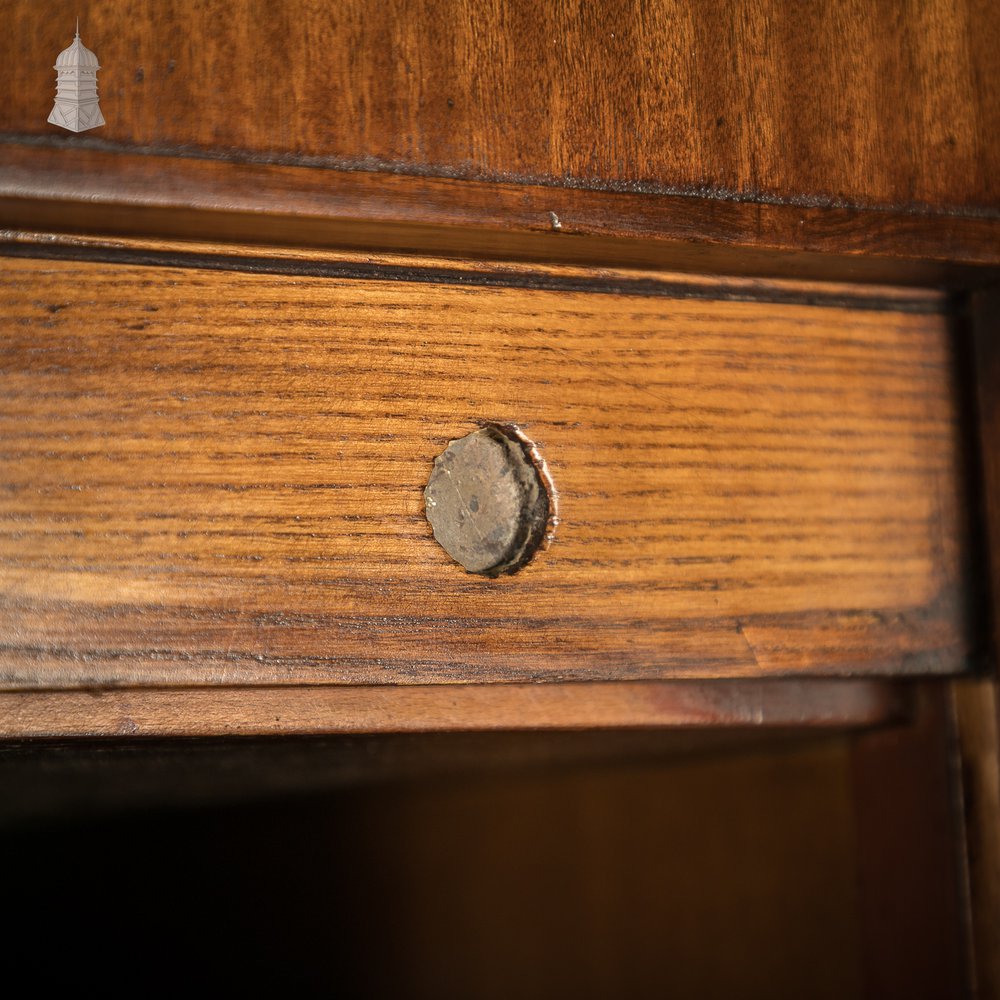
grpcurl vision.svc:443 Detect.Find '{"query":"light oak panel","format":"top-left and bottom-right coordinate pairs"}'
top-left (0, 255), bottom-right (976, 686)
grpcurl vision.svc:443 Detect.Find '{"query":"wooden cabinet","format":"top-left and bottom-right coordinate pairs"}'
top-left (1, 2), bottom-right (999, 995)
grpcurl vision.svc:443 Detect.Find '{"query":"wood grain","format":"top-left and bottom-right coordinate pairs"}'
top-left (2, 145), bottom-right (1000, 282)
top-left (4, 0), bottom-right (998, 216)
top-left (0, 229), bottom-right (958, 307)
top-left (0, 679), bottom-right (902, 738)
top-left (0, 251), bottom-right (978, 687)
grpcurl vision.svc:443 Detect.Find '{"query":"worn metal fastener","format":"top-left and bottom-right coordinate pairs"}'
top-left (424, 424), bottom-right (550, 576)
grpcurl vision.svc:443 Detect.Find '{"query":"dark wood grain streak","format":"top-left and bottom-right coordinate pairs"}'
top-left (4, 1), bottom-right (998, 215)
top-left (0, 254), bottom-right (977, 688)
top-left (0, 236), bottom-right (953, 314)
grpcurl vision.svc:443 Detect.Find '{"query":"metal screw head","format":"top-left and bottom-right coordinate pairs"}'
top-left (424, 424), bottom-right (550, 576)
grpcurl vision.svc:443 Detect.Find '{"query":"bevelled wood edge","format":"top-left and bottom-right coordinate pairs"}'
top-left (0, 229), bottom-right (947, 306)
top-left (964, 289), bottom-right (1000, 998)
top-left (0, 228), bottom-right (953, 314)
top-left (972, 288), bottom-right (1000, 657)
top-left (0, 680), bottom-right (905, 739)
top-left (1, 144), bottom-right (999, 285)
top-left (952, 679), bottom-right (1000, 999)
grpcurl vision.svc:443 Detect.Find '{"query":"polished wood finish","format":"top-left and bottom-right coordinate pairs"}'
top-left (0, 680), bottom-right (902, 739)
top-left (0, 228), bottom-right (975, 301)
top-left (0, 4), bottom-right (994, 983)
top-left (5, 1), bottom-right (999, 215)
top-left (0, 253), bottom-right (976, 688)
top-left (2, 145), bottom-right (1000, 283)
top-left (4, 0), bottom-right (1000, 278)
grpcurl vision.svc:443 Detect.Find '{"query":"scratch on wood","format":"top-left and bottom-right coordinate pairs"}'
top-left (738, 622), bottom-right (763, 673)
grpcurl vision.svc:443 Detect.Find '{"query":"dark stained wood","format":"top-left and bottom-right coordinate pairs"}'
top-left (0, 727), bottom-right (889, 827)
top-left (0, 735), bottom-right (868, 997)
top-left (953, 679), bottom-right (1000, 999)
top-left (973, 288), bottom-right (1000, 655)
top-left (0, 679), bottom-right (903, 738)
top-left (851, 684), bottom-right (973, 998)
top-left (962, 288), bottom-right (1000, 998)
top-left (0, 253), bottom-right (978, 688)
top-left (4, 1), bottom-right (998, 216)
top-left (2, 145), bottom-right (1000, 280)
top-left (369, 737), bottom-right (866, 998)
top-left (0, 6), bottom-right (993, 982)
